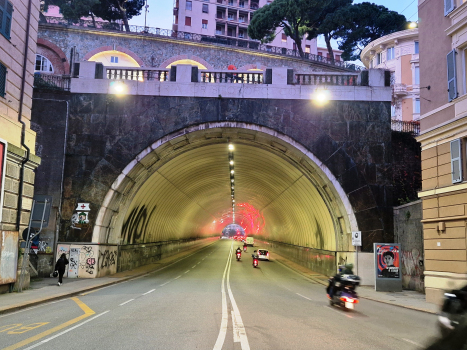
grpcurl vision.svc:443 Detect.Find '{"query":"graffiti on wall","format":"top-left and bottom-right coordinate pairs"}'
top-left (122, 205), bottom-right (157, 244)
top-left (68, 248), bottom-right (80, 278)
top-left (79, 246), bottom-right (96, 275)
top-left (401, 248), bottom-right (424, 291)
top-left (99, 250), bottom-right (116, 269)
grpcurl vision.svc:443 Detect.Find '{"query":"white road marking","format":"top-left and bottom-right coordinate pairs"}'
top-left (226, 251), bottom-right (250, 350)
top-left (197, 262), bottom-right (201, 265)
top-left (119, 299), bottom-right (134, 306)
top-left (296, 293), bottom-right (312, 301)
top-left (184, 270), bottom-right (190, 274)
top-left (213, 244), bottom-right (232, 350)
top-left (192, 265), bottom-right (197, 268)
top-left (174, 275), bottom-right (182, 280)
top-left (231, 311), bottom-right (240, 342)
top-left (160, 281), bottom-right (171, 286)
top-left (143, 289), bottom-right (155, 295)
top-left (402, 338), bottom-right (424, 348)
top-left (22, 311), bottom-right (109, 349)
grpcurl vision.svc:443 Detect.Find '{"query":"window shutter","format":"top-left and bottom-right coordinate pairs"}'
top-left (0, 62), bottom-right (6, 97)
top-left (445, 0), bottom-right (455, 16)
top-left (447, 50), bottom-right (457, 102)
top-left (4, 1), bottom-right (12, 39)
top-left (451, 139), bottom-right (462, 183)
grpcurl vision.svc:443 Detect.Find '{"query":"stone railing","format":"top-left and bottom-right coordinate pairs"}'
top-left (40, 16), bottom-right (362, 72)
top-left (393, 83), bottom-right (408, 96)
top-left (106, 68), bottom-right (169, 81)
top-left (33, 73), bottom-right (71, 91)
top-left (295, 73), bottom-right (358, 86)
top-left (200, 70), bottom-right (263, 84)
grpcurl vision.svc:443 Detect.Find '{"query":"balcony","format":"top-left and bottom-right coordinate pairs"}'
top-left (393, 83), bottom-right (408, 96)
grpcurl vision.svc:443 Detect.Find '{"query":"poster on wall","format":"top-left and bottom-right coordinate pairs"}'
top-left (0, 139), bottom-right (6, 213)
top-left (375, 244), bottom-right (400, 278)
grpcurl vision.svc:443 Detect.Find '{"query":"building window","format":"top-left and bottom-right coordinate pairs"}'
top-left (282, 33), bottom-right (287, 42)
top-left (447, 49), bottom-right (458, 102)
top-left (414, 41), bottom-right (419, 54)
top-left (239, 15), bottom-right (245, 22)
top-left (239, 30), bottom-right (244, 38)
top-left (186, 1), bottom-right (192, 10)
top-left (317, 52), bottom-right (322, 56)
top-left (110, 56), bottom-right (119, 63)
top-left (414, 66), bottom-right (419, 85)
top-left (450, 139), bottom-right (462, 183)
top-left (0, 0), bottom-right (13, 40)
top-left (202, 19), bottom-right (208, 29)
top-left (216, 26), bottom-right (223, 35)
top-left (228, 0), bottom-right (233, 5)
top-left (387, 47), bottom-right (395, 60)
top-left (185, 16), bottom-right (191, 26)
top-left (391, 104), bottom-right (396, 117)
top-left (305, 45), bottom-right (310, 54)
top-left (376, 52), bottom-right (382, 65)
top-left (202, 4), bottom-right (208, 13)
top-left (35, 54), bottom-right (54, 73)
top-left (239, 1), bottom-right (245, 7)
top-left (445, 0), bottom-right (455, 16)
top-left (228, 13), bottom-right (234, 20)
top-left (414, 98), bottom-right (420, 114)
top-left (0, 62), bottom-right (6, 97)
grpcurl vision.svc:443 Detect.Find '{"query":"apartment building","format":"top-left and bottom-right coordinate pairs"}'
top-left (361, 29), bottom-right (420, 122)
top-left (0, 0), bottom-right (41, 234)
top-left (417, 0), bottom-right (467, 304)
top-left (172, 0), bottom-right (319, 55)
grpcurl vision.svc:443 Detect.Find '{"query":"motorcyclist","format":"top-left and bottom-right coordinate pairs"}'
top-left (243, 242), bottom-right (247, 252)
top-left (236, 247), bottom-right (242, 256)
top-left (327, 263), bottom-right (354, 299)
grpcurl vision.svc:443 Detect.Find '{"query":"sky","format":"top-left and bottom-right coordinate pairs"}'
top-left (129, 0), bottom-right (419, 48)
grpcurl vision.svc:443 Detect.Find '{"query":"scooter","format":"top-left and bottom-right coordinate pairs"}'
top-left (252, 251), bottom-right (259, 268)
top-left (328, 274), bottom-right (360, 311)
top-left (236, 251), bottom-right (241, 261)
top-left (438, 288), bottom-right (467, 337)
top-left (243, 245), bottom-right (247, 252)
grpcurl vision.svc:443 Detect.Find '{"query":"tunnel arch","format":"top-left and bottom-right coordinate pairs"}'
top-left (93, 122), bottom-right (359, 253)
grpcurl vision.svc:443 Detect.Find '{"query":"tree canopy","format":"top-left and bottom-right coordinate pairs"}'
top-left (51, 0), bottom-right (99, 24)
top-left (334, 2), bottom-right (408, 61)
top-left (92, 0), bottom-right (144, 31)
top-left (248, 0), bottom-right (330, 58)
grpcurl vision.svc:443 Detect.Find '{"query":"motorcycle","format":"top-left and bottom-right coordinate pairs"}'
top-left (243, 245), bottom-right (247, 252)
top-left (327, 274), bottom-right (360, 311)
top-left (236, 251), bottom-right (241, 261)
top-left (252, 251), bottom-right (259, 268)
top-left (438, 288), bottom-right (467, 337)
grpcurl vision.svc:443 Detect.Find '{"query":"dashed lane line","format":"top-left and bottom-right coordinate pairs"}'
top-left (296, 293), bottom-right (312, 301)
top-left (119, 299), bottom-right (134, 306)
top-left (142, 289), bottom-right (155, 295)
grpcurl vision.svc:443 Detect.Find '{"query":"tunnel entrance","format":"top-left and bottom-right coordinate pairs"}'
top-left (93, 123), bottom-right (358, 257)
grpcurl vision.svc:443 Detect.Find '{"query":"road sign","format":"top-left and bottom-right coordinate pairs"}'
top-left (352, 231), bottom-right (362, 246)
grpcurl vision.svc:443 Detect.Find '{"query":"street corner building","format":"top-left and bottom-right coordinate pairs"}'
top-left (0, 0), bottom-right (41, 293)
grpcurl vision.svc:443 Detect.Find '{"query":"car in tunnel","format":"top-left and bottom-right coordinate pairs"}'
top-left (257, 249), bottom-right (270, 261)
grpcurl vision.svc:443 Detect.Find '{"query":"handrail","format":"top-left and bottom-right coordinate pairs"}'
top-left (40, 16), bottom-right (363, 72)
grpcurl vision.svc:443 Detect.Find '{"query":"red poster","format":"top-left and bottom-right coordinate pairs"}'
top-left (376, 244), bottom-right (400, 278)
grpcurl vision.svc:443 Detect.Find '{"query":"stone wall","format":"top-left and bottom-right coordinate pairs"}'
top-left (394, 200), bottom-right (424, 292)
top-left (38, 25), bottom-right (349, 74)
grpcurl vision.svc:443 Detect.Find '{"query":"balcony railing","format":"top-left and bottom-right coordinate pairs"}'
top-left (391, 119), bottom-right (420, 136)
top-left (201, 71), bottom-right (263, 84)
top-left (106, 68), bottom-right (169, 81)
top-left (393, 83), bottom-right (408, 96)
top-left (40, 17), bottom-right (362, 71)
top-left (295, 73), bottom-right (358, 86)
top-left (33, 73), bottom-right (71, 91)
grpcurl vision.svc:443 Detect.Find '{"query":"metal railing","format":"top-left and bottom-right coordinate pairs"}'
top-left (40, 16), bottom-right (362, 71)
top-left (106, 68), bottom-right (169, 81)
top-left (391, 119), bottom-right (420, 136)
top-left (295, 73), bottom-right (358, 86)
top-left (200, 71), bottom-right (263, 83)
top-left (33, 73), bottom-right (71, 91)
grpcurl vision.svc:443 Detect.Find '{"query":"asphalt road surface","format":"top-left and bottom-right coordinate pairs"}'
top-left (0, 240), bottom-right (439, 350)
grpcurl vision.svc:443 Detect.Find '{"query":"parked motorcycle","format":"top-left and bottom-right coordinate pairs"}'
top-left (438, 288), bottom-right (467, 337)
top-left (327, 274), bottom-right (360, 311)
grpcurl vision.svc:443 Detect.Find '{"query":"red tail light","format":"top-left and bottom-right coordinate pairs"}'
top-left (340, 296), bottom-right (358, 303)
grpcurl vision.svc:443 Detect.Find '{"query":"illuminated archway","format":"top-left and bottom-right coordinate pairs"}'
top-left (88, 51), bottom-right (140, 67)
top-left (165, 59), bottom-right (207, 69)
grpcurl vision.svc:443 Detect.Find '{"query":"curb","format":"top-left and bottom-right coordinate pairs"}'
top-left (0, 240), bottom-right (218, 316)
top-left (272, 254), bottom-right (437, 315)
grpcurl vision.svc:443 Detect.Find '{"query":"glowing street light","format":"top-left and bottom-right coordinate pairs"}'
top-left (110, 81), bottom-right (127, 95)
top-left (228, 143), bottom-right (234, 151)
top-left (312, 89), bottom-right (330, 107)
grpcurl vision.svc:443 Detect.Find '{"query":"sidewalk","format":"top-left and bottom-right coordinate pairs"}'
top-left (0, 242), bottom-right (439, 316)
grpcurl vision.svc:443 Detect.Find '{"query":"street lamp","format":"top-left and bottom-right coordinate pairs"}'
top-left (312, 88), bottom-right (330, 107)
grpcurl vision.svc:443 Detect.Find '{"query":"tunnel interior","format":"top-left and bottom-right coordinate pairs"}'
top-left (95, 125), bottom-right (358, 253)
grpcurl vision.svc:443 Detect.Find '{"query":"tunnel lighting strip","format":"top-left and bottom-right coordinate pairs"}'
top-left (228, 142), bottom-right (235, 224)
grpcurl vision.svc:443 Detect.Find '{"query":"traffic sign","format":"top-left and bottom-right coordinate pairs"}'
top-left (352, 231), bottom-right (362, 246)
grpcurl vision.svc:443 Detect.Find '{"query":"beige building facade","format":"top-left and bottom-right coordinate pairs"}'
top-left (0, 0), bottom-right (41, 233)
top-left (418, 0), bottom-right (467, 303)
top-left (361, 29), bottom-right (420, 122)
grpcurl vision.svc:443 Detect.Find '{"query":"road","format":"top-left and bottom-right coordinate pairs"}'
top-left (0, 240), bottom-right (439, 350)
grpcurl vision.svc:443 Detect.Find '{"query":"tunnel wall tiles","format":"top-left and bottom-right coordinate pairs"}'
top-left (33, 91), bottom-right (392, 252)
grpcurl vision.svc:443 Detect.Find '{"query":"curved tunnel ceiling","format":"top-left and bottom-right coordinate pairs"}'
top-left (119, 135), bottom-right (339, 251)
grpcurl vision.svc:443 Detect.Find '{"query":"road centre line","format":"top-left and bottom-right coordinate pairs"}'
top-left (160, 281), bottom-right (171, 286)
top-left (3, 298), bottom-right (95, 350)
top-left (213, 243), bottom-right (232, 350)
top-left (143, 289), bottom-right (155, 295)
top-left (184, 270), bottom-right (190, 274)
top-left (119, 299), bottom-right (134, 306)
top-left (402, 338), bottom-right (424, 348)
top-left (174, 275), bottom-right (182, 280)
top-left (192, 265), bottom-right (197, 268)
top-left (21, 311), bottom-right (109, 350)
top-left (296, 293), bottom-right (312, 301)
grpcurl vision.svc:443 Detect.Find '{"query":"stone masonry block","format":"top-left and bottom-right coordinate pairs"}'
top-left (3, 192), bottom-right (18, 209)
top-left (21, 211), bottom-right (31, 226)
top-left (23, 183), bottom-right (35, 197)
top-left (6, 161), bottom-right (20, 179)
top-left (24, 168), bottom-right (36, 184)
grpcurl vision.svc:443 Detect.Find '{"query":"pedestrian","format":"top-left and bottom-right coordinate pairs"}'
top-left (54, 253), bottom-right (69, 286)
